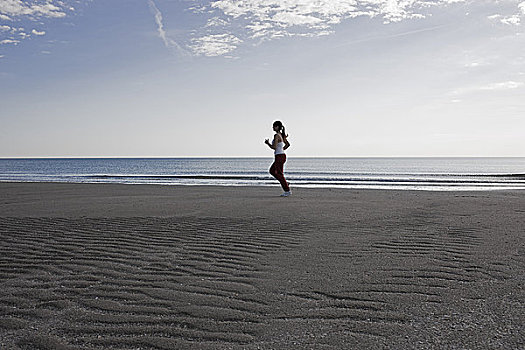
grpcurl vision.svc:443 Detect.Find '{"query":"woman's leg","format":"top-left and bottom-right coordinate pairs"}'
top-left (269, 162), bottom-right (277, 178)
top-left (271, 155), bottom-right (290, 192)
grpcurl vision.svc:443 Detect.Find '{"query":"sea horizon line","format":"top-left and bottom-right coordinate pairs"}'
top-left (1, 156), bottom-right (524, 160)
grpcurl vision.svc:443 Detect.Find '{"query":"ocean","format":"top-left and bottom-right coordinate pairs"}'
top-left (0, 157), bottom-right (524, 191)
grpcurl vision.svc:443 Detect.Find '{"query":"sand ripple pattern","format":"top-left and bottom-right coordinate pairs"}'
top-left (272, 209), bottom-right (523, 349)
top-left (0, 217), bottom-right (306, 349)
top-left (0, 209), bottom-right (523, 349)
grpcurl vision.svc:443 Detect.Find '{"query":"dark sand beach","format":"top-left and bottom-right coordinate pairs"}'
top-left (0, 183), bottom-right (523, 349)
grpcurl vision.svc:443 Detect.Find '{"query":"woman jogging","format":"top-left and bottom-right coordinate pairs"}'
top-left (265, 120), bottom-right (291, 197)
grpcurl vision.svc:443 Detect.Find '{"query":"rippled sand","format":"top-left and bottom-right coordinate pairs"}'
top-left (0, 183), bottom-right (523, 349)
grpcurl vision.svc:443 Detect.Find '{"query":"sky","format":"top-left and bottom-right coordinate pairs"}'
top-left (0, 0), bottom-right (524, 157)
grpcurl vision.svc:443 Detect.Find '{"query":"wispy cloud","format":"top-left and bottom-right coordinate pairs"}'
top-left (334, 23), bottom-right (449, 48)
top-left (453, 81), bottom-right (525, 94)
top-left (0, 1), bottom-right (73, 56)
top-left (178, 0), bottom-right (525, 57)
top-left (203, 0), bottom-right (464, 33)
top-left (190, 33), bottom-right (241, 57)
top-left (0, 38), bottom-right (19, 45)
top-left (187, 0), bottom-right (470, 56)
top-left (31, 29), bottom-right (46, 36)
top-left (0, 0), bottom-right (67, 19)
top-left (501, 15), bottom-right (521, 25)
top-left (0, 25), bottom-right (45, 47)
top-left (147, 0), bottom-right (188, 56)
top-left (480, 81), bottom-right (524, 90)
top-left (464, 62), bottom-right (482, 68)
top-left (487, 0), bottom-right (525, 26)
top-left (489, 14), bottom-right (521, 25)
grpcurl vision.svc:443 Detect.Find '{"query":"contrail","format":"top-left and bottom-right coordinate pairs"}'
top-left (148, 0), bottom-right (188, 55)
top-left (334, 23), bottom-right (451, 49)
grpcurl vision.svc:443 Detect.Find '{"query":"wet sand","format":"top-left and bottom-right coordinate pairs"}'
top-left (0, 182), bottom-right (524, 349)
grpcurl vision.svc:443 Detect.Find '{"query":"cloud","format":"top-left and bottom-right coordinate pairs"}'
top-left (453, 81), bottom-right (525, 94)
top-left (487, 1), bottom-right (525, 26)
top-left (0, 1), bottom-right (73, 57)
top-left (184, 0), bottom-right (471, 56)
top-left (480, 81), bottom-right (524, 90)
top-left (0, 39), bottom-right (20, 45)
top-left (205, 0), bottom-right (466, 32)
top-left (31, 29), bottom-right (46, 36)
top-left (205, 16), bottom-right (230, 27)
top-left (0, 0), bottom-right (67, 19)
top-left (464, 62), bottom-right (479, 67)
top-left (492, 14), bottom-right (521, 25)
top-left (191, 33), bottom-right (242, 56)
top-left (189, 0), bottom-right (457, 56)
top-left (177, 0), bottom-right (525, 57)
top-left (148, 0), bottom-right (187, 56)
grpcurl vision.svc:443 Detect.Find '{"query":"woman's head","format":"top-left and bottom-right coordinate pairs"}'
top-left (273, 120), bottom-right (287, 138)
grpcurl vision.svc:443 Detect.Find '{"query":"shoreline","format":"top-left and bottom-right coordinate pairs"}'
top-left (2, 156), bottom-right (525, 159)
top-left (1, 180), bottom-right (524, 193)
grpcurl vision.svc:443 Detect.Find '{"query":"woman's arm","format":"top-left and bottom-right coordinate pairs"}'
top-left (264, 136), bottom-right (276, 149)
top-left (283, 135), bottom-right (290, 150)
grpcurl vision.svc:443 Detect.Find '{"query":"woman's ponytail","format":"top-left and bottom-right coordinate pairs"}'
top-left (273, 120), bottom-right (288, 139)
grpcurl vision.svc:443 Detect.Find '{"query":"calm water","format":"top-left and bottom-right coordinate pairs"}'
top-left (0, 157), bottom-right (524, 191)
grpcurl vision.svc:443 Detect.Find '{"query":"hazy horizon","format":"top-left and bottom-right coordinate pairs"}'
top-left (1, 156), bottom-right (525, 160)
top-left (1, 1), bottom-right (524, 158)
